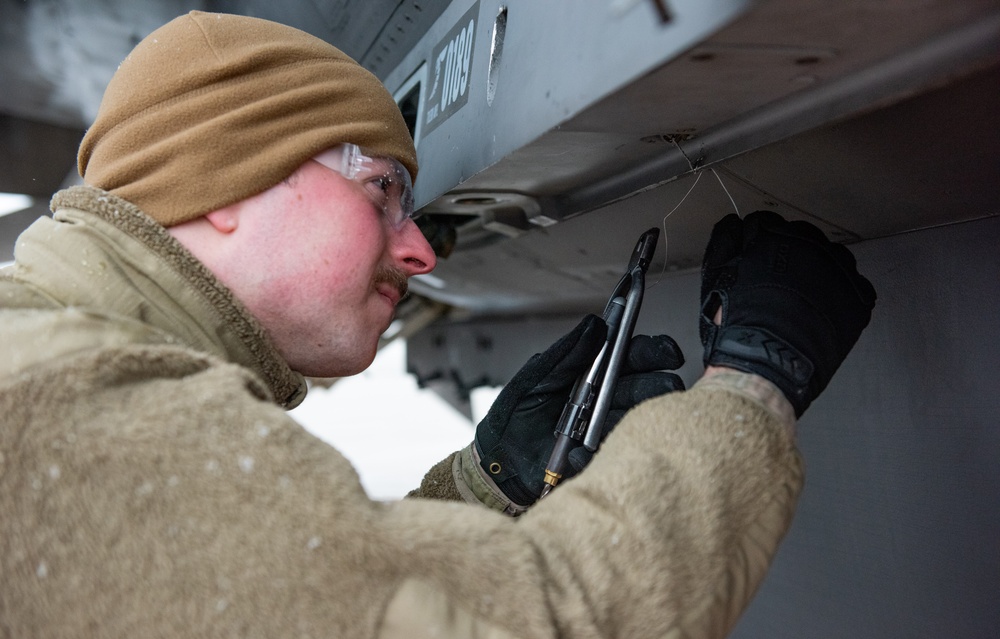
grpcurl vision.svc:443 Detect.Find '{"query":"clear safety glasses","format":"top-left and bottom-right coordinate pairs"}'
top-left (312, 143), bottom-right (416, 230)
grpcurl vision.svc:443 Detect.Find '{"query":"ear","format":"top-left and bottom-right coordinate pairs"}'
top-left (204, 207), bottom-right (239, 233)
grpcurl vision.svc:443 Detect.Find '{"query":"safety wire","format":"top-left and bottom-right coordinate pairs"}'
top-left (647, 138), bottom-right (741, 289)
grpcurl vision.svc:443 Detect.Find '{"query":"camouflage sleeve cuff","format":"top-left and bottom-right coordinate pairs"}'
top-left (693, 369), bottom-right (797, 437)
top-left (406, 452), bottom-right (464, 501)
top-left (453, 444), bottom-right (529, 517)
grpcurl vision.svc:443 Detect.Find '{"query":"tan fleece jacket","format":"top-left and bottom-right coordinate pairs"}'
top-left (0, 187), bottom-right (803, 638)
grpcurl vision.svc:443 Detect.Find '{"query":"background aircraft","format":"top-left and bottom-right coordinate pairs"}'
top-left (2, 0), bottom-right (997, 636)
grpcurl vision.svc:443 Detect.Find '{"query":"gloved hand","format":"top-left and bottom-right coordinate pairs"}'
top-left (475, 314), bottom-right (685, 508)
top-left (700, 211), bottom-right (877, 417)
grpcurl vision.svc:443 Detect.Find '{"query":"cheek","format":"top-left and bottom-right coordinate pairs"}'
top-left (280, 234), bottom-right (379, 311)
top-left (311, 256), bottom-right (364, 302)
top-left (254, 173), bottom-right (390, 300)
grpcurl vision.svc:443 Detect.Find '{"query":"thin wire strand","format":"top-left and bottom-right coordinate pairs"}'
top-left (648, 171), bottom-right (703, 289)
top-left (670, 136), bottom-right (696, 171)
top-left (710, 168), bottom-right (741, 218)
top-left (648, 138), bottom-right (741, 288)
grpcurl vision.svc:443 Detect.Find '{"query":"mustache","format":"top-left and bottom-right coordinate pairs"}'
top-left (375, 264), bottom-right (409, 301)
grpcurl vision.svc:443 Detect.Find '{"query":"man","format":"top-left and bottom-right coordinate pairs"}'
top-left (0, 11), bottom-right (876, 638)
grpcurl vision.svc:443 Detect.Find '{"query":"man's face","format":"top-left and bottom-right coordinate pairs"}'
top-left (215, 150), bottom-right (436, 378)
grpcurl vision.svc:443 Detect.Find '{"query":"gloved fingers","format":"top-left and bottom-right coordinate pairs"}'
top-left (566, 445), bottom-right (594, 478)
top-left (699, 209), bottom-right (877, 417)
top-left (475, 314), bottom-right (616, 506)
top-left (482, 315), bottom-right (606, 433)
top-left (821, 242), bottom-right (877, 307)
top-left (702, 213), bottom-right (745, 270)
top-left (747, 211), bottom-right (878, 308)
top-left (849, 266), bottom-right (877, 306)
top-left (746, 209), bottom-right (832, 247)
top-left (623, 333), bottom-right (685, 373)
top-left (529, 314), bottom-right (608, 394)
top-left (746, 212), bottom-right (873, 293)
top-left (815, 242), bottom-right (877, 308)
top-left (604, 409), bottom-right (627, 433)
top-left (701, 214), bottom-right (744, 307)
top-left (613, 372), bottom-right (685, 409)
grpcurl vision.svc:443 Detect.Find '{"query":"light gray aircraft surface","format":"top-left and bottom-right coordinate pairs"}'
top-left (2, 1), bottom-right (998, 636)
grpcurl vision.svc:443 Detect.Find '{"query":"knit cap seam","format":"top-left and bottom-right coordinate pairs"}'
top-left (188, 11), bottom-right (225, 63)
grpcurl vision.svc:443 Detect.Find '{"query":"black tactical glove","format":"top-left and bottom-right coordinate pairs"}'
top-left (700, 211), bottom-right (877, 417)
top-left (475, 314), bottom-right (685, 507)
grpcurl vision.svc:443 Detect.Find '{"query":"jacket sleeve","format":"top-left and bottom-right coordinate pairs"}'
top-left (5, 353), bottom-right (800, 639)
top-left (375, 371), bottom-right (803, 638)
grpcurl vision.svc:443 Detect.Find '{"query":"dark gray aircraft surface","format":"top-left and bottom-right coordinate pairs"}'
top-left (2, 0), bottom-right (998, 636)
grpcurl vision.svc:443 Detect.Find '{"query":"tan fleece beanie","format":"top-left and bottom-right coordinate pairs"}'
top-left (78, 10), bottom-right (417, 227)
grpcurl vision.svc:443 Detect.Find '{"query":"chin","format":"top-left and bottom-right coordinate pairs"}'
top-left (310, 346), bottom-right (379, 378)
top-left (344, 353), bottom-right (378, 377)
top-left (286, 329), bottom-right (382, 378)
top-left (324, 350), bottom-right (378, 377)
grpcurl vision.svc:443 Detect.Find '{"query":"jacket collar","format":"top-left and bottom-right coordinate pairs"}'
top-left (22, 186), bottom-right (307, 408)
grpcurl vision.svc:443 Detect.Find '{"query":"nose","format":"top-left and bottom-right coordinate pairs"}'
top-left (391, 219), bottom-right (437, 275)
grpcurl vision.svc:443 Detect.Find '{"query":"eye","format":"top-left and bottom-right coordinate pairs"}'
top-left (364, 175), bottom-right (394, 199)
top-left (368, 174), bottom-right (409, 211)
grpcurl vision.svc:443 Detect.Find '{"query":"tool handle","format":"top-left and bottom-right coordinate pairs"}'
top-left (540, 227), bottom-right (658, 495)
top-left (584, 268), bottom-right (645, 451)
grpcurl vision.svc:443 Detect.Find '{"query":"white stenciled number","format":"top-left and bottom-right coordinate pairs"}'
top-left (440, 18), bottom-right (475, 112)
top-left (460, 21), bottom-right (473, 97)
top-left (451, 28), bottom-right (464, 103)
